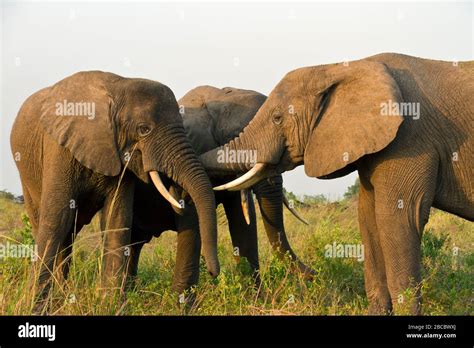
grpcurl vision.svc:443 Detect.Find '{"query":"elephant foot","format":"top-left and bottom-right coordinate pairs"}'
top-left (177, 288), bottom-right (197, 314)
top-left (31, 282), bottom-right (53, 315)
top-left (367, 294), bottom-right (393, 315)
top-left (32, 298), bottom-right (49, 315)
top-left (292, 261), bottom-right (316, 281)
top-left (368, 303), bottom-right (393, 315)
top-left (391, 297), bottom-right (422, 315)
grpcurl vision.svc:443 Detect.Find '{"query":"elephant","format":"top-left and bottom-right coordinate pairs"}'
top-left (10, 71), bottom-right (219, 310)
top-left (126, 85), bottom-right (314, 298)
top-left (200, 53), bottom-right (474, 314)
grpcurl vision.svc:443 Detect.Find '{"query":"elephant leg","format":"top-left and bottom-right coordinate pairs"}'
top-left (223, 194), bottom-right (261, 287)
top-left (127, 241), bottom-right (145, 281)
top-left (54, 226), bottom-right (77, 283)
top-left (126, 222), bottom-right (153, 282)
top-left (372, 157), bottom-right (437, 314)
top-left (358, 175), bottom-right (391, 314)
top-left (172, 206), bottom-right (201, 309)
top-left (254, 176), bottom-right (315, 280)
top-left (100, 175), bottom-right (135, 291)
top-left (33, 183), bottom-right (76, 312)
top-left (54, 216), bottom-right (86, 284)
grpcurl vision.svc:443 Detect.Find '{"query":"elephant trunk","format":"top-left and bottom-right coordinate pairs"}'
top-left (200, 111), bottom-right (279, 175)
top-left (177, 163), bottom-right (220, 277)
top-left (254, 176), bottom-right (315, 280)
top-left (143, 124), bottom-right (220, 277)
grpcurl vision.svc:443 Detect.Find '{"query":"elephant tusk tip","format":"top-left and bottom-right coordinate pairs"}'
top-left (212, 163), bottom-right (267, 191)
top-left (240, 190), bottom-right (252, 225)
top-left (295, 215), bottom-right (310, 225)
top-left (149, 171), bottom-right (183, 209)
top-left (171, 201), bottom-right (183, 209)
top-left (283, 194), bottom-right (309, 225)
top-left (298, 215), bottom-right (310, 225)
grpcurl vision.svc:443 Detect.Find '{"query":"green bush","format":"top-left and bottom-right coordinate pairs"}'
top-left (343, 178), bottom-right (360, 199)
top-left (12, 213), bottom-right (34, 245)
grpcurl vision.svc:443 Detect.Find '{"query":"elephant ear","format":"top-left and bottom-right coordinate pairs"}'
top-left (304, 61), bottom-right (404, 178)
top-left (40, 71), bottom-right (122, 176)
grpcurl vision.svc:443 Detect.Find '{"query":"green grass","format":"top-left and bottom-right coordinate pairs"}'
top-left (0, 194), bottom-right (472, 315)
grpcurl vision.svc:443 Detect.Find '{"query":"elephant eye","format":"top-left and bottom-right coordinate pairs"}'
top-left (137, 124), bottom-right (152, 137)
top-left (272, 113), bottom-right (283, 125)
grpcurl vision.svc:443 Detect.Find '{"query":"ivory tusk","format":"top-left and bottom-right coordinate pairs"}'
top-left (214, 163), bottom-right (266, 191)
top-left (283, 195), bottom-right (309, 225)
top-left (240, 190), bottom-right (251, 225)
top-left (149, 171), bottom-right (183, 209)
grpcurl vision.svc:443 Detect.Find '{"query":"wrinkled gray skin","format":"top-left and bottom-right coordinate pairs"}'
top-left (128, 86), bottom-right (314, 297)
top-left (201, 53), bottom-right (474, 314)
top-left (10, 71), bottom-right (219, 311)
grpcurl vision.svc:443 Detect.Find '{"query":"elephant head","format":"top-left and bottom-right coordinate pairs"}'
top-left (179, 85), bottom-right (267, 156)
top-left (179, 85), bottom-right (314, 278)
top-left (200, 60), bottom-right (404, 188)
top-left (39, 71), bottom-right (219, 276)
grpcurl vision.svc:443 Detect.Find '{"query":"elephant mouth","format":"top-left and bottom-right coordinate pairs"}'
top-left (149, 171), bottom-right (182, 209)
top-left (212, 145), bottom-right (301, 192)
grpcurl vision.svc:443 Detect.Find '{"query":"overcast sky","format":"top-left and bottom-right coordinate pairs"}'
top-left (1, 1), bottom-right (472, 199)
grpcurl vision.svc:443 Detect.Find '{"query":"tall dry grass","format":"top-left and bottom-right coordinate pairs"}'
top-left (0, 193), bottom-right (472, 315)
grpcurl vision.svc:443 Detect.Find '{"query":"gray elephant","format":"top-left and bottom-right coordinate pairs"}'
top-left (200, 53), bottom-right (474, 314)
top-left (10, 71), bottom-right (219, 311)
top-left (126, 86), bottom-right (314, 296)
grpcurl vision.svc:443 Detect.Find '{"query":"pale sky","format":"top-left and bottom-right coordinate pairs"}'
top-left (1, 1), bottom-right (472, 199)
